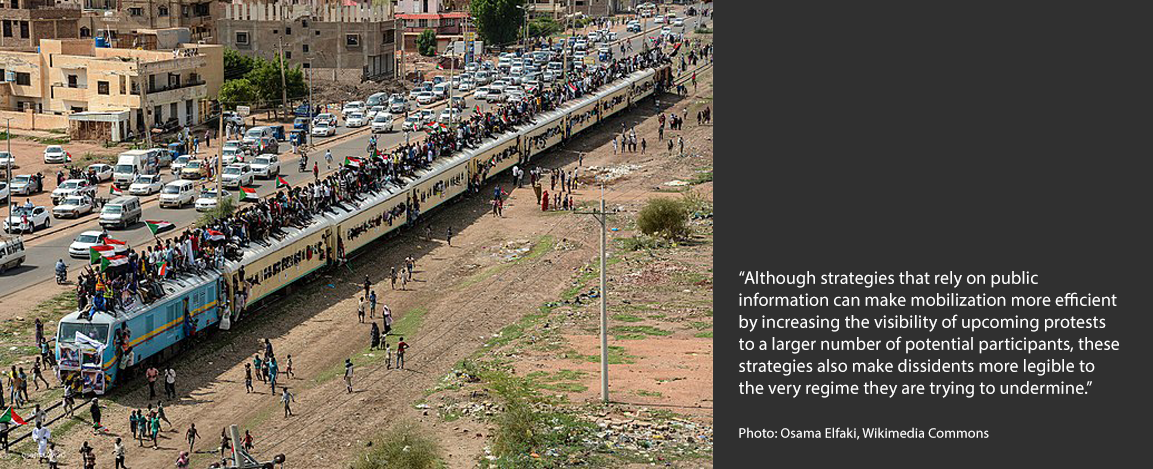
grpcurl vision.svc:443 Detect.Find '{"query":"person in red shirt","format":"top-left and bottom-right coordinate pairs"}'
top-left (146, 367), bottom-right (159, 399)
top-left (396, 338), bottom-right (408, 370)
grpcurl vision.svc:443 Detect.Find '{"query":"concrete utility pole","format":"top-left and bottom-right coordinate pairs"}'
top-left (3, 117), bottom-right (11, 222)
top-left (278, 39), bottom-right (289, 119)
top-left (576, 179), bottom-right (610, 403)
top-left (136, 57), bottom-right (153, 148)
top-left (216, 98), bottom-right (225, 207)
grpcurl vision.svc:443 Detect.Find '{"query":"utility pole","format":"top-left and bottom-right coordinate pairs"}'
top-left (576, 179), bottom-right (610, 403)
top-left (136, 57), bottom-right (153, 148)
top-left (216, 98), bottom-right (225, 207)
top-left (3, 117), bottom-right (11, 222)
top-left (278, 39), bottom-right (289, 119)
top-left (307, 65), bottom-right (313, 147)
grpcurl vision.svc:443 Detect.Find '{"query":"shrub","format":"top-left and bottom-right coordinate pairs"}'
top-left (637, 197), bottom-right (689, 239)
top-left (417, 29), bottom-right (438, 57)
top-left (351, 421), bottom-right (442, 469)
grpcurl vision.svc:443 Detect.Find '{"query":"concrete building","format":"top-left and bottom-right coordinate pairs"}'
top-left (79, 0), bottom-right (214, 42)
top-left (0, 38), bottom-right (223, 141)
top-left (216, 0), bottom-right (398, 82)
top-left (528, 0), bottom-right (618, 19)
top-left (0, 0), bottom-right (81, 50)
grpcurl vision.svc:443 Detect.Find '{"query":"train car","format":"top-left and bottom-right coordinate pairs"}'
top-left (334, 188), bottom-right (410, 256)
top-left (231, 216), bottom-right (337, 310)
top-left (522, 108), bottom-right (568, 160)
top-left (566, 98), bottom-right (601, 138)
top-left (599, 78), bottom-right (633, 119)
top-left (628, 69), bottom-right (659, 104)
top-left (55, 273), bottom-right (224, 394)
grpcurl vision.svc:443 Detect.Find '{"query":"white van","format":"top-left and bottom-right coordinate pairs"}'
top-left (113, 150), bottom-right (152, 187)
top-left (159, 180), bottom-right (196, 208)
top-left (99, 195), bottom-right (142, 229)
top-left (0, 235), bottom-right (24, 273)
top-left (366, 92), bottom-right (389, 108)
top-left (242, 126), bottom-right (276, 146)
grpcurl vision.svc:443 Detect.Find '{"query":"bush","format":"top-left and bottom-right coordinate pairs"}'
top-left (637, 197), bottom-right (689, 240)
top-left (351, 421), bottom-right (442, 469)
top-left (417, 29), bottom-right (438, 57)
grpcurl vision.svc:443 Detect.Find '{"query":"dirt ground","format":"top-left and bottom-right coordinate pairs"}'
top-left (0, 42), bottom-right (714, 469)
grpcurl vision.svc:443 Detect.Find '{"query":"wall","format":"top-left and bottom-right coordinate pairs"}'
top-left (0, 108), bottom-right (68, 130)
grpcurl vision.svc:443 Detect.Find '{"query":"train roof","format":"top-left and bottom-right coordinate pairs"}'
top-left (60, 270), bottom-right (219, 324)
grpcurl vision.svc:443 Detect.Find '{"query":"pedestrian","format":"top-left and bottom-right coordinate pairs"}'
top-left (285, 355), bottom-right (294, 379)
top-left (219, 427), bottom-right (231, 458)
top-left (32, 357), bottom-right (49, 390)
top-left (313, 162), bottom-right (319, 181)
top-left (325, 150), bottom-right (333, 169)
top-left (369, 290), bottom-right (377, 318)
top-left (187, 423), bottom-right (200, 454)
top-left (396, 337), bottom-right (408, 370)
top-left (80, 441), bottom-right (96, 469)
top-left (446, 226), bottom-right (453, 246)
top-left (678, 136), bottom-right (684, 157)
top-left (267, 357), bottom-right (279, 394)
top-left (344, 358), bottom-right (354, 393)
top-left (244, 363), bottom-right (253, 393)
top-left (90, 398), bottom-right (103, 430)
top-left (384, 340), bottom-right (392, 369)
top-left (150, 412), bottom-right (161, 448)
top-left (176, 451), bottom-right (190, 469)
top-left (164, 367), bottom-right (177, 399)
top-left (390, 266), bottom-right (397, 290)
top-left (32, 422), bottom-right (50, 462)
top-left (612, 136), bottom-right (618, 154)
top-left (146, 365), bottom-right (159, 399)
top-left (357, 297), bottom-right (366, 323)
top-left (62, 379), bottom-right (75, 416)
top-left (382, 304), bottom-right (393, 335)
top-left (254, 354), bottom-right (264, 383)
top-left (281, 387), bottom-right (294, 417)
top-left (47, 442), bottom-right (58, 469)
top-left (400, 268), bottom-right (408, 290)
top-left (158, 400), bottom-right (171, 427)
top-left (243, 430), bottom-right (254, 452)
top-left (114, 437), bottom-right (126, 469)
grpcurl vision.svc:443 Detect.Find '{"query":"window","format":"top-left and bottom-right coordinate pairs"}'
top-left (346, 34), bottom-right (361, 47)
top-left (285, 27), bottom-right (292, 35)
top-left (302, 44), bottom-right (309, 53)
top-left (119, 76), bottom-right (125, 94)
top-left (170, 103), bottom-right (178, 120)
top-left (272, 29), bottom-right (278, 35)
top-left (185, 99), bottom-right (193, 119)
top-left (128, 7), bottom-right (143, 16)
top-left (0, 69), bottom-right (5, 81)
top-left (235, 31), bottom-right (249, 45)
top-left (302, 62), bottom-right (310, 69)
top-left (19, 20), bottom-right (27, 39)
top-left (383, 31), bottom-right (394, 43)
top-left (2, 21), bottom-right (10, 38)
top-left (302, 19), bottom-right (309, 28)
top-left (315, 30), bottom-right (320, 36)
top-left (79, 26), bottom-right (90, 38)
top-left (98, 81), bottom-right (109, 95)
top-left (67, 75), bottom-right (77, 88)
top-left (284, 51), bottom-right (291, 59)
top-left (158, 5), bottom-right (168, 16)
top-left (15, 72), bottom-right (30, 86)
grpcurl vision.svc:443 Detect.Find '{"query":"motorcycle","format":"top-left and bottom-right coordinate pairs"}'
top-left (55, 268), bottom-right (67, 284)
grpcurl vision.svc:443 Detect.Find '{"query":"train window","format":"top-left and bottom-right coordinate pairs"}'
top-left (167, 305), bottom-right (178, 336)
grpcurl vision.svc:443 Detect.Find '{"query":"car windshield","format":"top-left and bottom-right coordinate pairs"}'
top-left (115, 164), bottom-right (134, 173)
top-left (104, 205), bottom-right (122, 214)
top-left (224, 167), bottom-right (241, 175)
top-left (135, 175), bottom-right (155, 183)
top-left (350, 113), bottom-right (364, 119)
top-left (0, 152), bottom-right (10, 158)
top-left (63, 197), bottom-right (85, 206)
top-left (76, 234), bottom-right (99, 243)
top-left (186, 161), bottom-right (200, 168)
top-left (254, 157), bottom-right (271, 165)
top-left (46, 146), bottom-right (62, 153)
top-left (162, 185), bottom-right (181, 194)
top-left (10, 206), bottom-right (29, 215)
top-left (245, 128), bottom-right (264, 138)
top-left (61, 181), bottom-right (78, 189)
top-left (175, 156), bottom-right (189, 164)
top-left (58, 321), bottom-right (109, 344)
top-left (223, 148), bottom-right (238, 155)
top-left (201, 190), bottom-right (220, 198)
top-left (374, 115), bottom-right (390, 122)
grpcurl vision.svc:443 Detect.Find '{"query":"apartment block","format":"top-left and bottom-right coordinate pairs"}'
top-left (0, 39), bottom-right (223, 141)
top-left (528, 0), bottom-right (619, 19)
top-left (0, 0), bottom-right (80, 49)
top-left (79, 0), bottom-right (213, 41)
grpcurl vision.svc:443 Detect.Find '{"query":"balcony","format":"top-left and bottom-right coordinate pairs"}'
top-left (147, 79), bottom-right (205, 95)
top-left (51, 84), bottom-right (88, 101)
top-left (143, 80), bottom-right (206, 103)
top-left (403, 25), bottom-right (463, 35)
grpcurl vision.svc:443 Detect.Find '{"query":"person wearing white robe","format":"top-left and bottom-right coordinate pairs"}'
top-left (31, 423), bottom-right (50, 461)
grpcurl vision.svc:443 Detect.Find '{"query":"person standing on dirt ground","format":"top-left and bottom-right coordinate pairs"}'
top-left (158, 400), bottom-right (171, 428)
top-left (641, 138), bottom-right (647, 155)
top-left (400, 268), bottom-right (408, 291)
top-left (344, 359), bottom-right (354, 393)
top-left (370, 322), bottom-right (381, 351)
top-left (285, 354), bottom-right (294, 379)
top-left (186, 423), bottom-right (200, 454)
top-left (363, 276), bottom-right (371, 300)
top-left (382, 304), bottom-right (393, 335)
top-left (254, 354), bottom-right (264, 383)
top-left (243, 430), bottom-right (254, 452)
top-left (390, 266), bottom-right (397, 290)
top-left (164, 367), bottom-right (177, 399)
top-left (244, 363), bottom-right (253, 393)
top-left (369, 290), bottom-right (377, 319)
top-left (150, 412), bottom-right (160, 448)
top-left (357, 296), bottom-right (366, 323)
top-left (113, 437), bottom-right (126, 469)
top-left (32, 357), bottom-right (49, 390)
top-left (267, 357), bottom-right (279, 394)
top-left (80, 441), bottom-right (96, 469)
top-left (446, 226), bottom-right (453, 247)
top-left (396, 337), bottom-right (408, 370)
top-left (89, 398), bottom-right (102, 429)
top-left (678, 136), bottom-right (685, 157)
top-left (281, 387), bottom-right (294, 418)
top-left (219, 427), bottom-right (231, 458)
top-left (146, 365), bottom-right (159, 399)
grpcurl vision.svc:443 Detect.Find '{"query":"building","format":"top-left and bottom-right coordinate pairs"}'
top-left (216, 0), bottom-right (398, 82)
top-left (79, 0), bottom-right (214, 42)
top-left (0, 38), bottom-right (223, 141)
top-left (0, 0), bottom-right (81, 50)
top-left (528, 0), bottom-right (618, 19)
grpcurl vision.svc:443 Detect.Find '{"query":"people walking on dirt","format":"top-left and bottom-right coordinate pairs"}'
top-left (164, 367), bottom-right (177, 399)
top-left (357, 296), bottom-right (366, 323)
top-left (400, 269), bottom-right (409, 290)
top-left (396, 337), bottom-right (409, 370)
top-left (281, 387), bottom-right (294, 418)
top-left (150, 412), bottom-right (161, 448)
top-left (219, 427), bottom-right (232, 458)
top-left (186, 423), bottom-right (201, 453)
top-left (158, 400), bottom-right (171, 427)
top-left (390, 266), bottom-right (398, 290)
top-left (113, 437), bottom-right (126, 469)
top-left (243, 430), bottom-right (254, 452)
top-left (146, 365), bottom-right (159, 399)
top-left (267, 357), bottom-right (279, 394)
top-left (79, 441), bottom-right (95, 469)
top-left (264, 338), bottom-right (274, 360)
top-left (32, 358), bottom-right (49, 390)
top-left (285, 355), bottom-right (294, 379)
top-left (254, 354), bottom-right (265, 383)
top-left (382, 304), bottom-right (393, 335)
top-left (89, 398), bottom-right (103, 429)
top-left (62, 379), bottom-right (75, 417)
top-left (678, 136), bottom-right (685, 157)
top-left (344, 358), bottom-right (354, 393)
top-left (641, 138), bottom-right (647, 155)
top-left (369, 290), bottom-right (377, 318)
top-left (446, 226), bottom-right (453, 246)
top-left (32, 422), bottom-right (50, 462)
top-left (176, 451), bottom-right (190, 469)
top-left (325, 150), bottom-right (333, 170)
top-left (244, 363), bottom-right (254, 393)
top-left (370, 322), bottom-right (381, 350)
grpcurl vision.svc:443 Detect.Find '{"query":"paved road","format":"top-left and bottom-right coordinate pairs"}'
top-left (0, 11), bottom-right (706, 299)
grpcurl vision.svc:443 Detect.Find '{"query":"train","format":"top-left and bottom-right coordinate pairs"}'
top-left (55, 65), bottom-right (672, 395)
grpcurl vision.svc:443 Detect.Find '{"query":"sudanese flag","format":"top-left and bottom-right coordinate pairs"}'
top-left (0, 407), bottom-right (27, 425)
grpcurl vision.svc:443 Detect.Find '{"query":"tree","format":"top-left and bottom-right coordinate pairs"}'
top-left (223, 48), bottom-right (257, 80)
top-left (243, 55), bottom-right (307, 107)
top-left (470, 0), bottom-right (525, 46)
top-left (416, 29), bottom-right (437, 57)
top-left (218, 78), bottom-right (259, 108)
top-left (637, 197), bottom-right (690, 240)
top-left (528, 17), bottom-right (561, 39)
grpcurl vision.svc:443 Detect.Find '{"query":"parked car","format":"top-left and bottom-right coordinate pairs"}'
top-left (86, 163), bottom-right (114, 182)
top-left (0, 151), bottom-right (15, 169)
top-left (195, 187), bottom-right (231, 212)
top-left (128, 174), bottom-right (164, 196)
top-left (67, 230), bottom-right (130, 258)
top-left (345, 112), bottom-right (368, 128)
top-left (0, 182), bottom-right (8, 203)
top-left (249, 155), bottom-right (281, 179)
top-left (10, 174), bottom-right (43, 195)
top-left (3, 205), bottom-right (50, 233)
top-left (221, 163), bottom-right (254, 188)
top-left (43, 145), bottom-right (69, 164)
top-left (371, 113), bottom-right (394, 133)
top-left (311, 122), bottom-right (336, 137)
top-left (389, 95), bottom-right (408, 114)
top-left (52, 195), bottom-right (94, 219)
top-left (51, 179), bottom-right (96, 204)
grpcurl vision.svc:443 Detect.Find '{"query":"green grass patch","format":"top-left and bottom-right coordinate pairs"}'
top-left (527, 369), bottom-right (588, 393)
top-left (634, 389), bottom-right (663, 397)
top-left (32, 136), bottom-right (70, 145)
top-left (611, 325), bottom-right (671, 340)
top-left (694, 331), bottom-right (713, 338)
top-left (351, 421), bottom-right (444, 469)
top-left (690, 170), bottom-right (713, 185)
top-left (316, 307), bottom-right (427, 384)
top-left (689, 321), bottom-right (712, 330)
top-left (460, 235), bottom-right (554, 288)
top-left (611, 313), bottom-right (644, 323)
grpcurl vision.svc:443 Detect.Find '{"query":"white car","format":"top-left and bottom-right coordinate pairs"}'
top-left (608, 31), bottom-right (618, 41)
top-left (458, 78), bottom-right (474, 92)
top-left (221, 163), bottom-right (254, 188)
top-left (43, 145), bottom-right (68, 164)
top-left (345, 112), bottom-right (368, 128)
top-left (673, 18), bottom-right (684, 27)
top-left (475, 86), bottom-right (491, 100)
top-left (222, 146), bottom-right (244, 165)
top-left (489, 80), bottom-right (507, 92)
top-left (342, 101), bottom-right (365, 116)
top-left (506, 86), bottom-right (526, 102)
top-left (438, 108), bottom-right (461, 124)
top-left (159, 181), bottom-right (195, 208)
top-left (4, 205), bottom-right (50, 233)
top-left (371, 113), bottom-right (394, 133)
top-left (67, 230), bottom-right (130, 258)
top-left (418, 109), bottom-right (436, 124)
top-left (171, 155), bottom-right (191, 174)
top-left (52, 195), bottom-right (94, 219)
top-left (86, 163), bottom-right (114, 182)
top-left (408, 88), bottom-right (423, 100)
top-left (311, 122), bottom-right (336, 137)
top-left (401, 115), bottom-right (422, 132)
top-left (389, 96), bottom-right (408, 114)
top-left (10, 174), bottom-right (42, 195)
top-left (0, 182), bottom-right (8, 203)
top-left (367, 106), bottom-right (388, 120)
top-left (313, 113), bottom-right (338, 127)
top-left (661, 26), bottom-right (672, 36)
top-left (416, 91), bottom-right (435, 105)
top-left (0, 151), bottom-right (15, 169)
top-left (249, 155), bottom-right (281, 179)
top-left (128, 174), bottom-right (164, 195)
top-left (486, 88), bottom-right (506, 103)
top-left (195, 188), bottom-right (231, 212)
top-left (654, 16), bottom-right (665, 24)
top-left (51, 179), bottom-right (96, 204)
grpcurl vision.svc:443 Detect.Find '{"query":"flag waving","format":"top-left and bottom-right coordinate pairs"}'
top-left (344, 157), bottom-right (362, 168)
top-left (276, 176), bottom-right (290, 188)
top-left (240, 187), bottom-right (258, 201)
top-left (89, 245), bottom-right (116, 264)
top-left (0, 407), bottom-right (28, 426)
top-left (110, 185), bottom-right (123, 196)
top-left (100, 255), bottom-right (128, 272)
top-left (145, 220), bottom-right (175, 236)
